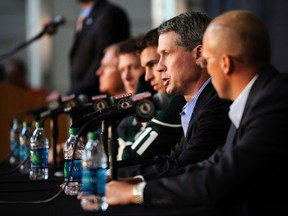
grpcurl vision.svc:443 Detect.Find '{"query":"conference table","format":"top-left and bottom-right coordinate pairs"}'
top-left (0, 163), bottom-right (222, 216)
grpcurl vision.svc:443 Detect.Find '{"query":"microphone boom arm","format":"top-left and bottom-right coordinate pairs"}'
top-left (0, 31), bottom-right (46, 61)
top-left (0, 15), bottom-right (65, 61)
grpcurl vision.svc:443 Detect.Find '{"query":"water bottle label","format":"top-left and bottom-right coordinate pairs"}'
top-left (64, 159), bottom-right (82, 182)
top-left (82, 168), bottom-right (106, 196)
top-left (30, 148), bottom-right (48, 168)
top-left (19, 146), bottom-right (30, 160)
top-left (10, 140), bottom-right (19, 157)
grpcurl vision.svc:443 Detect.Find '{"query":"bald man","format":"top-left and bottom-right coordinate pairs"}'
top-left (106, 10), bottom-right (288, 215)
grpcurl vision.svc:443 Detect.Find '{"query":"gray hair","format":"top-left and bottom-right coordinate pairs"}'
top-left (158, 11), bottom-right (212, 51)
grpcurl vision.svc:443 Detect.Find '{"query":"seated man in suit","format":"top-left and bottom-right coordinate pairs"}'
top-left (106, 10), bottom-right (288, 216)
top-left (114, 11), bottom-right (231, 181)
top-left (117, 28), bottom-right (186, 161)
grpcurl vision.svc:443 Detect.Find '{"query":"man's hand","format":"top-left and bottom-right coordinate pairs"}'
top-left (106, 181), bottom-right (139, 205)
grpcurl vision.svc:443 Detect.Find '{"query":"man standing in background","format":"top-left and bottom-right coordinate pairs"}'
top-left (69, 0), bottom-right (130, 98)
top-left (48, 0), bottom-right (130, 99)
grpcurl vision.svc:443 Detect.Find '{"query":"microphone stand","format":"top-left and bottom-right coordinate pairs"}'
top-left (101, 121), bottom-right (108, 164)
top-left (0, 23), bottom-right (59, 61)
top-left (105, 121), bottom-right (119, 180)
top-left (50, 115), bottom-right (59, 168)
top-left (42, 112), bottom-right (59, 171)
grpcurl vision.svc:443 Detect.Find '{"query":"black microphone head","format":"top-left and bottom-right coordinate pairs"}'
top-left (44, 15), bottom-right (66, 35)
top-left (47, 97), bottom-right (62, 110)
top-left (52, 15), bottom-right (66, 26)
top-left (152, 93), bottom-right (170, 110)
top-left (132, 92), bottom-right (156, 122)
top-left (77, 94), bottom-right (90, 105)
top-left (92, 94), bottom-right (109, 111)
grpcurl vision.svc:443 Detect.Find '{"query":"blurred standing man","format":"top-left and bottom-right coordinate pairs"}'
top-left (46, 0), bottom-right (130, 164)
top-left (49, 0), bottom-right (130, 100)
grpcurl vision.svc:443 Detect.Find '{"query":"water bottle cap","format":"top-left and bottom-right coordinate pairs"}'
top-left (69, 127), bottom-right (79, 135)
top-left (87, 132), bottom-right (98, 140)
top-left (35, 121), bottom-right (44, 128)
top-left (23, 121), bottom-right (31, 128)
top-left (13, 118), bottom-right (20, 124)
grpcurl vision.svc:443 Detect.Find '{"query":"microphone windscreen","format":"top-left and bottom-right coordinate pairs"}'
top-left (152, 93), bottom-right (170, 110)
top-left (77, 94), bottom-right (90, 104)
top-left (53, 15), bottom-right (66, 26)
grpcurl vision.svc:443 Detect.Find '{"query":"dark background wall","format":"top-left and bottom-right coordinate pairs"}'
top-left (201, 0), bottom-right (288, 73)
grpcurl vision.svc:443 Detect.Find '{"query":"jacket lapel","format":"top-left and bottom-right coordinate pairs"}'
top-left (233, 65), bottom-right (280, 145)
top-left (239, 65), bottom-right (279, 128)
top-left (185, 81), bottom-right (214, 139)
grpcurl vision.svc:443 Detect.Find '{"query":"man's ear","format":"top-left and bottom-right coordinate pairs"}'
top-left (220, 54), bottom-right (233, 75)
top-left (195, 45), bottom-right (203, 65)
top-left (196, 45), bottom-right (203, 59)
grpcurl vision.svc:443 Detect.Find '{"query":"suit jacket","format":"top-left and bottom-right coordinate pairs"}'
top-left (117, 81), bottom-right (232, 179)
top-left (144, 65), bottom-right (288, 216)
top-left (69, 0), bottom-right (130, 97)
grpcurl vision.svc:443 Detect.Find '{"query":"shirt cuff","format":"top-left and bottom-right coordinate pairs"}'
top-left (133, 175), bottom-right (145, 182)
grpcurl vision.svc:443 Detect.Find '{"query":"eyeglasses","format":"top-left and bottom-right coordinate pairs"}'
top-left (200, 55), bottom-right (244, 68)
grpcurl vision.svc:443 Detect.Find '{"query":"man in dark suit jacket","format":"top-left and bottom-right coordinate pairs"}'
top-left (68, 0), bottom-right (130, 98)
top-left (112, 12), bottom-right (231, 179)
top-left (106, 10), bottom-right (288, 216)
top-left (116, 81), bottom-right (231, 180)
top-left (117, 28), bottom-right (184, 161)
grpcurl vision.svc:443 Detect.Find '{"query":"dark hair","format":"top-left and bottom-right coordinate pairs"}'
top-left (158, 11), bottom-right (212, 51)
top-left (118, 35), bottom-right (144, 55)
top-left (137, 28), bottom-right (159, 53)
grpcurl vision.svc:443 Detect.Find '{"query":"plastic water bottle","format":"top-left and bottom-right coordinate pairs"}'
top-left (29, 121), bottom-right (49, 180)
top-left (19, 121), bottom-right (32, 174)
top-left (81, 132), bottom-right (108, 211)
top-left (64, 127), bottom-right (84, 196)
top-left (9, 118), bottom-right (22, 165)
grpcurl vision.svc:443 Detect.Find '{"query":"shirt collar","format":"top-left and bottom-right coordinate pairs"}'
top-left (229, 74), bottom-right (259, 128)
top-left (180, 78), bottom-right (211, 136)
top-left (181, 78), bottom-right (211, 114)
top-left (80, 3), bottom-right (94, 18)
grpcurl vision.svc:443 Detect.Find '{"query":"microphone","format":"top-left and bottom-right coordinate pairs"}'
top-left (133, 91), bottom-right (170, 122)
top-left (71, 93), bottom-right (132, 128)
top-left (72, 92), bottom-right (169, 130)
top-left (15, 97), bottom-right (61, 119)
top-left (39, 94), bottom-right (89, 119)
top-left (39, 93), bottom-right (113, 121)
top-left (43, 15), bottom-right (66, 36)
top-left (66, 94), bottom-right (110, 122)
